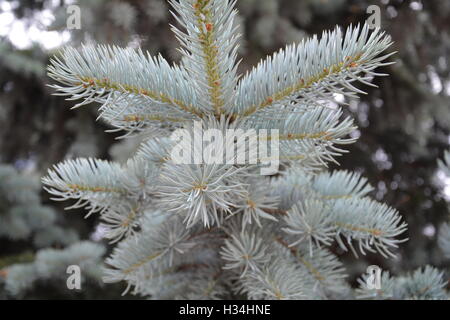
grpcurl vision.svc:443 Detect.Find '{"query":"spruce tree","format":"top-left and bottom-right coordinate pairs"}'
top-left (41, 0), bottom-right (446, 299)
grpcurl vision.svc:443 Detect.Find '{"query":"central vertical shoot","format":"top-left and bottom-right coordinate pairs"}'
top-left (194, 0), bottom-right (224, 116)
top-left (171, 0), bottom-right (240, 118)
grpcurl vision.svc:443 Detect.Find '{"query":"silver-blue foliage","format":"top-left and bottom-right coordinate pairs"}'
top-left (40, 0), bottom-right (430, 299)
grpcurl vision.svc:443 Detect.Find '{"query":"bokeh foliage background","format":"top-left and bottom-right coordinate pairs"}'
top-left (1, 0), bottom-right (449, 298)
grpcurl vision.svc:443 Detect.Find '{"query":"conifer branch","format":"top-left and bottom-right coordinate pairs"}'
top-left (234, 24), bottom-right (394, 119)
top-left (170, 0), bottom-right (240, 115)
top-left (48, 45), bottom-right (203, 120)
top-left (41, 0), bottom-right (418, 300)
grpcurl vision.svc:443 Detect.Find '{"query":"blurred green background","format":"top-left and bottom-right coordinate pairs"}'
top-left (1, 0), bottom-right (450, 299)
